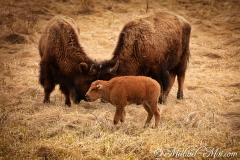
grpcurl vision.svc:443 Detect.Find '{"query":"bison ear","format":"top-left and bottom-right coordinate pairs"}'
top-left (109, 60), bottom-right (120, 74)
top-left (79, 62), bottom-right (88, 73)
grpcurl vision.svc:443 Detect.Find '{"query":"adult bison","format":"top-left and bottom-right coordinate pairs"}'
top-left (39, 16), bottom-right (98, 106)
top-left (97, 11), bottom-right (191, 103)
top-left (85, 76), bottom-right (161, 128)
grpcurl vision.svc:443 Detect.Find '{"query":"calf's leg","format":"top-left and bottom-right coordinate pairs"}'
top-left (120, 108), bottom-right (126, 123)
top-left (143, 102), bottom-right (153, 127)
top-left (148, 102), bottom-right (160, 128)
top-left (114, 106), bottom-right (124, 125)
top-left (153, 107), bottom-right (160, 128)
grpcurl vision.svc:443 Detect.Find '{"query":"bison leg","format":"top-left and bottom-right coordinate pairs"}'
top-left (149, 64), bottom-right (170, 104)
top-left (59, 85), bottom-right (71, 106)
top-left (43, 83), bottom-right (54, 103)
top-left (161, 72), bottom-right (176, 104)
top-left (143, 102), bottom-right (153, 127)
top-left (113, 106), bottom-right (124, 125)
top-left (177, 72), bottom-right (185, 100)
top-left (72, 89), bottom-right (81, 104)
top-left (40, 64), bottom-right (55, 103)
top-left (176, 50), bottom-right (188, 100)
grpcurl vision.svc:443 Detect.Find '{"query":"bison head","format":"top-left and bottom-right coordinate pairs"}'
top-left (73, 62), bottom-right (99, 103)
top-left (85, 80), bottom-right (103, 102)
top-left (79, 62), bottom-right (98, 75)
top-left (97, 60), bottom-right (120, 80)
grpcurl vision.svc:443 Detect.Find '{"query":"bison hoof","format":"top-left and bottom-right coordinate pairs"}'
top-left (73, 97), bottom-right (80, 104)
top-left (74, 100), bottom-right (80, 104)
top-left (65, 101), bottom-right (71, 107)
top-left (43, 99), bottom-right (50, 103)
top-left (65, 102), bottom-right (71, 107)
top-left (158, 98), bottom-right (167, 104)
top-left (177, 91), bottom-right (183, 100)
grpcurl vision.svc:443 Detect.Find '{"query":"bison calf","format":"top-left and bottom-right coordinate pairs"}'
top-left (85, 76), bottom-right (161, 128)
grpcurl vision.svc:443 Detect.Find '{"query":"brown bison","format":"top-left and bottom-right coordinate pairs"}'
top-left (97, 11), bottom-right (191, 104)
top-left (85, 76), bottom-right (161, 128)
top-left (39, 16), bottom-right (98, 106)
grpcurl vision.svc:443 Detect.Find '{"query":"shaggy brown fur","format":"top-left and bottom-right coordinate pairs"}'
top-left (85, 76), bottom-right (161, 128)
top-left (39, 16), bottom-right (98, 106)
top-left (98, 11), bottom-right (191, 103)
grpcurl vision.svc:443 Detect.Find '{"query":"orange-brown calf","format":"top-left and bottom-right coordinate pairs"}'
top-left (85, 76), bottom-right (161, 128)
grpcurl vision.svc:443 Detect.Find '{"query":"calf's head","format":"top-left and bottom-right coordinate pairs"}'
top-left (85, 80), bottom-right (103, 102)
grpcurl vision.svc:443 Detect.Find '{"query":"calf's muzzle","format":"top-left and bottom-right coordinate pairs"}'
top-left (85, 94), bottom-right (90, 101)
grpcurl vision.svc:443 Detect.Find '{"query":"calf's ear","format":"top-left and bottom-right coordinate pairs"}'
top-left (79, 62), bottom-right (88, 73)
top-left (96, 84), bottom-right (102, 89)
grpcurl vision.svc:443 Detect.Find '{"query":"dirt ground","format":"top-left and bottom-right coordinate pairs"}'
top-left (0, 0), bottom-right (239, 159)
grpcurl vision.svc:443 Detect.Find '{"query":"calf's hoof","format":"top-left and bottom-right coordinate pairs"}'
top-left (120, 119), bottom-right (125, 123)
top-left (144, 123), bottom-right (151, 128)
top-left (114, 120), bottom-right (118, 125)
top-left (101, 99), bottom-right (107, 103)
top-left (113, 122), bottom-right (123, 130)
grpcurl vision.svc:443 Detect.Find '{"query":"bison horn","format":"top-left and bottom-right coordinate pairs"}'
top-left (110, 60), bottom-right (120, 73)
top-left (89, 64), bottom-right (95, 74)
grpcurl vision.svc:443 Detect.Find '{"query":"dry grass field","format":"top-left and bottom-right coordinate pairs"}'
top-left (0, 0), bottom-right (239, 159)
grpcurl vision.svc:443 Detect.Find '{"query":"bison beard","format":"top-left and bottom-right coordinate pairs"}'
top-left (97, 11), bottom-right (191, 104)
top-left (39, 16), bottom-right (98, 106)
top-left (85, 76), bottom-right (161, 128)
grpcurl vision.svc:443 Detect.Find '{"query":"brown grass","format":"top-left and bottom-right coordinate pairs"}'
top-left (0, 0), bottom-right (240, 159)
